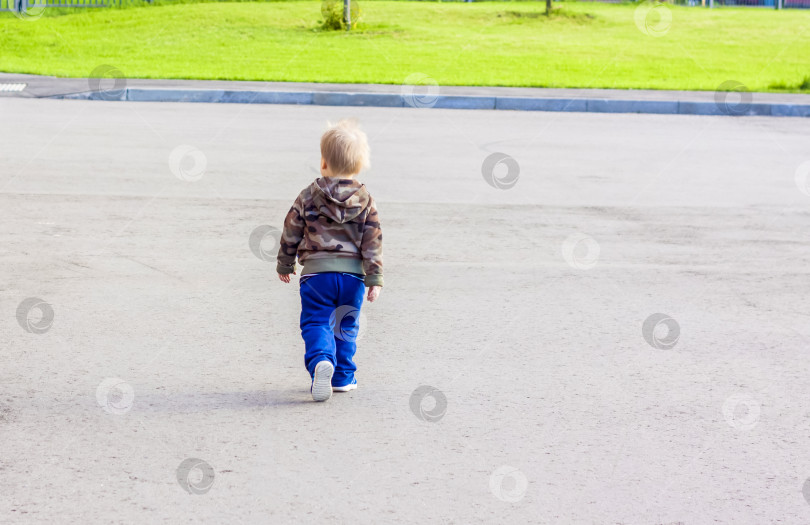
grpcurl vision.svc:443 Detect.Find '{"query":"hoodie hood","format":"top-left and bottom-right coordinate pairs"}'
top-left (311, 177), bottom-right (370, 223)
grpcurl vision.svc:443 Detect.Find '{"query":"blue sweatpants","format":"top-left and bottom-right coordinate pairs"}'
top-left (299, 272), bottom-right (366, 388)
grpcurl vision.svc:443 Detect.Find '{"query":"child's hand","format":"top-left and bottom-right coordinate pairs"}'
top-left (278, 272), bottom-right (294, 283)
top-left (367, 286), bottom-right (381, 303)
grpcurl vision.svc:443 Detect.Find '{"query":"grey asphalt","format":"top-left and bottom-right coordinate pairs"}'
top-left (1, 97), bottom-right (810, 523)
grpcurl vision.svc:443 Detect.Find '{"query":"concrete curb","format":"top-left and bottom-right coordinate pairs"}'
top-left (54, 88), bottom-right (810, 117)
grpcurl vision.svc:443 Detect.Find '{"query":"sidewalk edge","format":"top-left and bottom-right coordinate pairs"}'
top-left (50, 88), bottom-right (810, 118)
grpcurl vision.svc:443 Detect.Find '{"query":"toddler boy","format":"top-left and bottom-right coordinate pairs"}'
top-left (277, 119), bottom-right (383, 402)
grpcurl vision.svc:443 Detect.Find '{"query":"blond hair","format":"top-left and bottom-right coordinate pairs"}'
top-left (320, 119), bottom-right (370, 176)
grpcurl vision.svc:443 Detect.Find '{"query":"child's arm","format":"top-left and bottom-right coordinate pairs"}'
top-left (361, 198), bottom-right (383, 301)
top-left (276, 195), bottom-right (306, 283)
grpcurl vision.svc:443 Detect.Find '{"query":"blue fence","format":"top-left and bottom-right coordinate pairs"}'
top-left (1, 0), bottom-right (114, 10)
top-left (652, 0), bottom-right (807, 6)
top-left (702, 0), bottom-right (810, 6)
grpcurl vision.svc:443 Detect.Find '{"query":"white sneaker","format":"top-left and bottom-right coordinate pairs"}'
top-left (332, 381), bottom-right (357, 393)
top-left (311, 361), bottom-right (334, 402)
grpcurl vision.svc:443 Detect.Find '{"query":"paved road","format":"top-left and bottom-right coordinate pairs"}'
top-left (1, 98), bottom-right (809, 524)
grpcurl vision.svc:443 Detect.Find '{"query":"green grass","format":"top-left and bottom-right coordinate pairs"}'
top-left (1, 0), bottom-right (809, 92)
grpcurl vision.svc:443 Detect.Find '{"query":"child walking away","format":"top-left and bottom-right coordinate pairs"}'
top-left (277, 119), bottom-right (383, 402)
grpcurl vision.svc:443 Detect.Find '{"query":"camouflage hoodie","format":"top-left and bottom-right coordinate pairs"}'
top-left (276, 177), bottom-right (383, 287)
